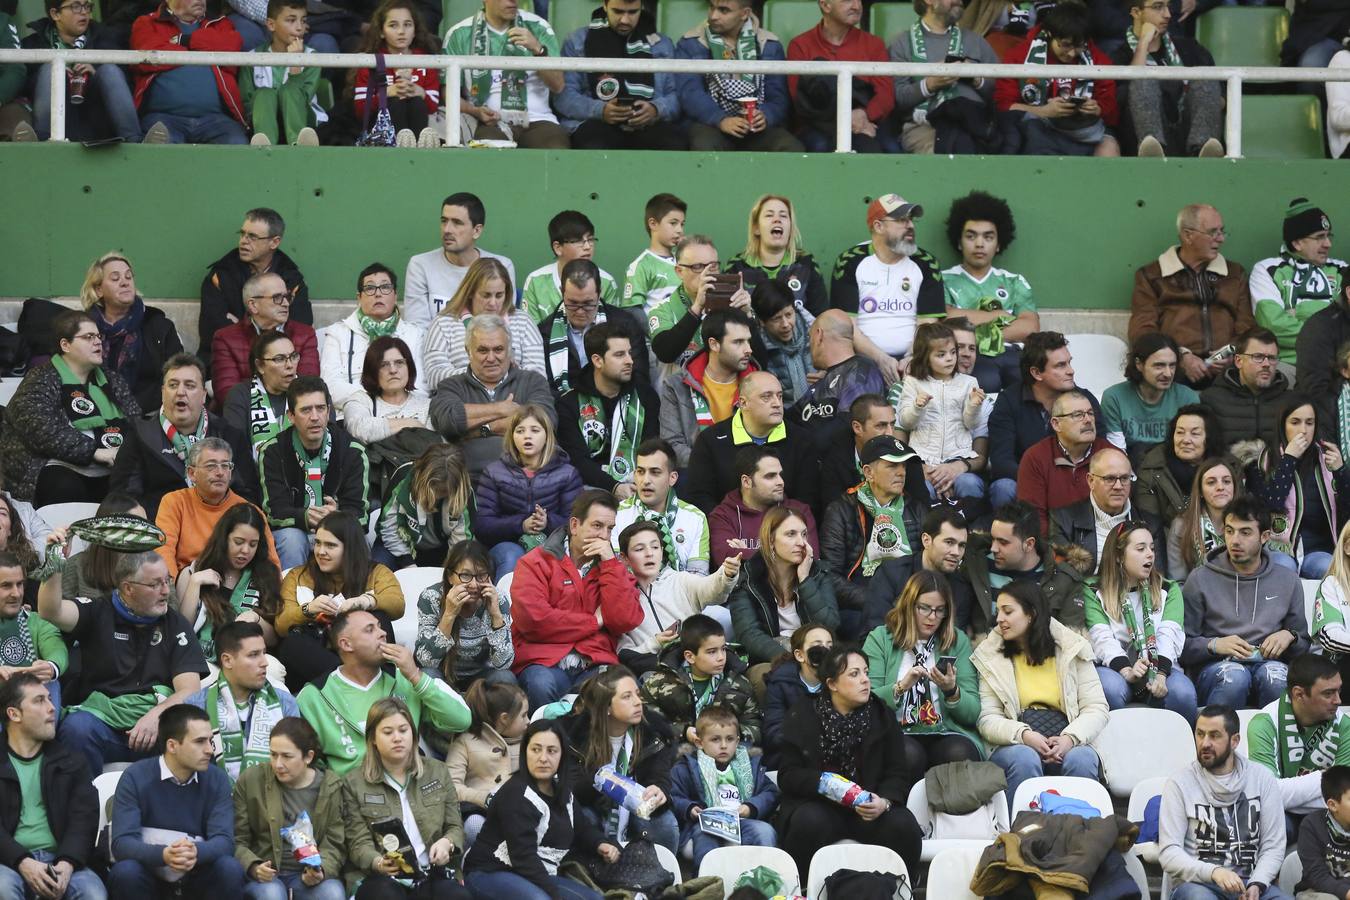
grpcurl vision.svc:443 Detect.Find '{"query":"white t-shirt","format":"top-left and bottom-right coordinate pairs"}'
top-left (402, 247), bottom-right (517, 326)
top-left (854, 255), bottom-right (930, 357)
top-left (776, 602), bottom-right (801, 637)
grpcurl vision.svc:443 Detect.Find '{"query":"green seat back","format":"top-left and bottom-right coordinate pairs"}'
top-left (762, 0), bottom-right (820, 44)
top-left (440, 0), bottom-right (481, 40)
top-left (1195, 6), bottom-right (1289, 68)
top-left (868, 1), bottom-right (917, 42)
top-left (315, 78), bottom-right (334, 112)
top-left (550, 0), bottom-right (596, 43)
top-left (16, 0), bottom-right (46, 36)
top-left (1241, 95), bottom-right (1325, 159)
top-left (658, 0), bottom-right (706, 40)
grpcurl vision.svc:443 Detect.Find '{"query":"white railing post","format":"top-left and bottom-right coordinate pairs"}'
top-left (1224, 74), bottom-right (1243, 159)
top-left (48, 52), bottom-right (67, 142)
top-left (834, 68), bottom-right (852, 153)
top-left (446, 62), bottom-right (461, 146)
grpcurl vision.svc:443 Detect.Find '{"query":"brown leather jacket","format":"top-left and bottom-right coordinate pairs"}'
top-left (1129, 247), bottom-right (1254, 356)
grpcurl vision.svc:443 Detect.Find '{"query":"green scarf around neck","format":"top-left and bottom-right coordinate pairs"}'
top-left (53, 355), bottom-right (121, 431)
top-left (1118, 584), bottom-right (1160, 679)
top-left (910, 23), bottom-right (963, 116)
top-left (161, 409), bottom-right (208, 464)
top-left (357, 308), bottom-right (400, 340)
top-left (576, 389), bottom-right (644, 482)
top-left (207, 678), bottom-right (284, 780)
top-left (695, 746), bottom-right (755, 809)
top-left (291, 428), bottom-right (331, 510)
top-left (248, 377), bottom-right (283, 457)
top-left (1274, 691), bottom-right (1344, 777)
top-left (855, 484), bottom-right (911, 576)
top-left (469, 9), bottom-right (531, 124)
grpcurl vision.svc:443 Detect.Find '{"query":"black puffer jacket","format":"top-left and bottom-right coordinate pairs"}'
top-left (1200, 365), bottom-right (1290, 454)
top-left (728, 555), bottom-right (842, 664)
top-left (0, 740), bottom-right (99, 871)
top-left (560, 704), bottom-right (677, 815)
top-left (818, 486), bottom-right (924, 613)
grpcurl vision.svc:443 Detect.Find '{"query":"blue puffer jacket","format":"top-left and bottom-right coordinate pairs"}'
top-left (474, 450), bottom-right (584, 547)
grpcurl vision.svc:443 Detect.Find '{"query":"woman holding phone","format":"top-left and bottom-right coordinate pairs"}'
top-left (863, 571), bottom-right (982, 771)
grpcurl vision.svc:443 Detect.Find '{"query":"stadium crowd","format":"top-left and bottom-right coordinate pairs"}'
top-left (0, 185), bottom-right (1346, 899)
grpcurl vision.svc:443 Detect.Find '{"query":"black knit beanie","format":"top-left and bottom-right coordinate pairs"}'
top-left (1283, 197), bottom-right (1331, 245)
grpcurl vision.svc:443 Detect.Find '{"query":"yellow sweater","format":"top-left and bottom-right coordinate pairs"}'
top-left (274, 563), bottom-right (404, 636)
top-left (1013, 655), bottom-right (1063, 712)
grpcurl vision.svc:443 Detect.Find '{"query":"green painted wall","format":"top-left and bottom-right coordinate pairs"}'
top-left (3, 144), bottom-right (1346, 308)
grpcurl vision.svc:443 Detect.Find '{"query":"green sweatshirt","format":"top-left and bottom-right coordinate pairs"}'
top-left (237, 43), bottom-right (321, 145)
top-left (297, 667), bottom-right (470, 775)
top-left (0, 610), bottom-right (69, 677)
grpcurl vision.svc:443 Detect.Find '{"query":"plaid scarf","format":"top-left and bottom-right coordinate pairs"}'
top-left (704, 18), bottom-right (761, 116)
top-left (469, 9), bottom-right (530, 124)
top-left (161, 410), bottom-right (208, 464)
top-left (1274, 690), bottom-right (1344, 776)
top-left (814, 691), bottom-right (870, 780)
top-left (576, 389), bottom-right (644, 482)
top-left (248, 378), bottom-right (283, 458)
top-left (1119, 585), bottom-right (1160, 680)
top-left (207, 678), bottom-right (284, 780)
top-left (855, 484), bottom-right (911, 576)
top-left (292, 428), bottom-right (331, 510)
top-left (695, 747), bottom-right (755, 809)
top-left (1017, 30), bottom-right (1095, 106)
top-left (356, 309), bottom-right (399, 340)
top-left (3, 608), bottom-right (37, 668)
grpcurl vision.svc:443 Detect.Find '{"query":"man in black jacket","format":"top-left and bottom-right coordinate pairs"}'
top-left (682, 371), bottom-right (818, 516)
top-left (538, 259), bottom-right (651, 396)
top-left (1200, 327), bottom-right (1290, 456)
top-left (0, 673), bottom-right (104, 900)
top-left (819, 392), bottom-right (895, 503)
top-left (1297, 273), bottom-right (1350, 425)
top-left (110, 353), bottom-right (258, 519)
top-left (257, 376), bottom-right (370, 569)
top-left (1048, 446), bottom-right (1165, 573)
top-left (199, 208), bottom-right (312, 373)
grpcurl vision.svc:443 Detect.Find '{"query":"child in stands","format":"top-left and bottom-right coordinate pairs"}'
top-left (239, 0), bottom-right (322, 146)
top-left (350, 0), bottom-right (440, 147)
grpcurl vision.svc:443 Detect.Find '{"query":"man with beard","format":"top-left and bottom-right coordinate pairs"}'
top-left (403, 193), bottom-right (516, 327)
top-left (830, 194), bottom-right (946, 385)
top-left (1159, 705), bottom-right (1290, 900)
top-left (659, 308), bottom-right (757, 467)
top-left (555, 0), bottom-right (687, 149)
top-left (1200, 328), bottom-right (1290, 454)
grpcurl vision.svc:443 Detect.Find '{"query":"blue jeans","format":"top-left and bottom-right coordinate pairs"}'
top-left (0, 850), bottom-right (106, 900)
top-left (274, 527), bottom-right (314, 570)
top-left (1302, 551), bottom-right (1333, 579)
top-left (926, 473), bottom-right (988, 500)
top-left (465, 870), bottom-right (602, 900)
top-left (57, 709), bottom-right (147, 777)
top-left (1170, 882), bottom-right (1291, 899)
top-left (140, 110), bottom-right (247, 145)
top-left (1298, 37), bottom-right (1342, 68)
top-left (1196, 659), bottom-right (1288, 708)
top-left (1096, 664), bottom-right (1199, 725)
top-left (990, 743), bottom-right (1101, 816)
top-left (577, 805), bottom-right (679, 854)
top-left (518, 663), bottom-right (603, 711)
top-left (687, 817), bottom-right (778, 869)
top-left (108, 855), bottom-right (244, 895)
top-left (489, 541), bottom-right (527, 580)
top-left (244, 871), bottom-right (348, 900)
top-left (989, 478), bottom-right (1018, 511)
top-left (33, 63), bottom-right (141, 142)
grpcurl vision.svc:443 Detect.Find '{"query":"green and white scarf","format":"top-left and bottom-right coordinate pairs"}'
top-left (634, 499), bottom-right (679, 569)
top-left (356, 309), bottom-right (400, 340)
top-left (604, 728), bottom-right (636, 838)
top-left (1273, 249), bottom-right (1341, 311)
top-left (384, 471), bottom-right (472, 554)
top-left (197, 569), bottom-right (262, 660)
top-left (469, 9), bottom-right (530, 125)
top-left (292, 428), bottom-right (331, 510)
top-left (1119, 586), bottom-right (1160, 680)
top-left (1016, 30), bottom-right (1094, 107)
top-left (161, 409), bottom-right (208, 464)
top-left (1274, 689), bottom-right (1343, 776)
top-left (704, 18), bottom-right (761, 116)
top-left (1124, 27), bottom-right (1183, 68)
top-left (855, 484), bottom-right (911, 576)
top-left (248, 378), bottom-right (283, 458)
top-left (577, 390), bottom-right (644, 482)
top-left (910, 22), bottom-right (963, 118)
top-left (5, 608), bottom-right (37, 668)
top-left (688, 665), bottom-right (724, 719)
top-left (695, 746), bottom-right (755, 809)
top-left (1340, 384), bottom-right (1350, 463)
top-left (1194, 512), bottom-right (1223, 571)
top-left (53, 355), bottom-right (123, 441)
top-left (207, 678), bottom-right (284, 780)
top-left (547, 308), bottom-right (607, 394)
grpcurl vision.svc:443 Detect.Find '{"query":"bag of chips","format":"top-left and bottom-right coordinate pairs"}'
top-left (280, 810), bottom-right (323, 869)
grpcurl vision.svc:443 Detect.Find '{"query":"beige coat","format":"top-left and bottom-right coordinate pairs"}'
top-left (970, 618), bottom-right (1109, 750)
top-left (445, 725), bottom-right (520, 807)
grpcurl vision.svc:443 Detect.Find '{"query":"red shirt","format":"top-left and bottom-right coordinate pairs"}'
top-left (354, 46), bottom-right (442, 115)
top-left (787, 23), bottom-right (894, 124)
top-left (993, 27), bottom-right (1118, 126)
top-left (1016, 435), bottom-right (1115, 533)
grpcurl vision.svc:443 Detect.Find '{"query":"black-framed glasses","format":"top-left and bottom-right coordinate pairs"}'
top-left (561, 236), bottom-right (598, 248)
top-left (359, 283), bottom-right (396, 297)
top-left (60, 2), bottom-right (94, 11)
top-left (454, 570), bottom-right (492, 584)
top-left (262, 352), bottom-right (301, 365)
top-left (563, 300), bottom-right (599, 312)
top-left (915, 603), bottom-right (947, 619)
top-left (676, 260), bottom-right (719, 273)
top-left (249, 292), bottom-right (291, 305)
top-left (1239, 352), bottom-right (1278, 365)
top-left (1091, 473), bottom-right (1137, 486)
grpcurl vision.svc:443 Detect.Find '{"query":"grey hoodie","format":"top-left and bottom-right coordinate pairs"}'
top-left (1159, 756), bottom-right (1285, 888)
top-left (1179, 546), bottom-right (1308, 667)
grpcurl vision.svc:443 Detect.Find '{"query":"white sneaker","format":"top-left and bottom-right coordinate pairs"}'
top-left (143, 121), bottom-right (170, 144)
top-left (250, 132), bottom-right (271, 146)
top-left (395, 128), bottom-right (416, 148)
top-left (1198, 137), bottom-right (1225, 158)
top-left (11, 121), bottom-right (37, 142)
top-left (1137, 135), bottom-right (1165, 158)
top-left (295, 127), bottom-right (319, 147)
top-left (417, 126), bottom-right (439, 148)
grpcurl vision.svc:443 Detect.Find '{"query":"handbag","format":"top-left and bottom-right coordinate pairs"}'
top-left (1020, 705), bottom-right (1069, 737)
top-left (357, 52), bottom-right (396, 147)
top-left (581, 837), bottom-right (673, 895)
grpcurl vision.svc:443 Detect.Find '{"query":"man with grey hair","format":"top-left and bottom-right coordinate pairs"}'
top-left (430, 314), bottom-right (556, 475)
top-left (208, 270), bottom-right (320, 407)
top-left (154, 438), bottom-right (278, 578)
top-left (111, 353), bottom-right (259, 520)
top-left (1017, 388), bottom-right (1115, 533)
top-left (1129, 204), bottom-right (1253, 388)
top-left (39, 546), bottom-right (208, 776)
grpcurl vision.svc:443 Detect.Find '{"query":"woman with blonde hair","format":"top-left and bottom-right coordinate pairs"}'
top-left (78, 251), bottom-right (182, 410)
top-left (1314, 519), bottom-right (1350, 684)
top-left (1166, 456), bottom-right (1241, 581)
top-left (728, 195), bottom-right (828, 318)
top-left (378, 443), bottom-right (475, 569)
top-left (342, 697), bottom-right (470, 900)
top-left (1086, 521), bottom-right (1196, 723)
top-left (863, 570), bottom-right (982, 770)
top-left (421, 258), bottom-right (545, 388)
top-left (475, 404), bottom-right (582, 577)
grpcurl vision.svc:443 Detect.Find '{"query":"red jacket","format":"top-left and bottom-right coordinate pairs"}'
top-left (209, 320), bottom-right (320, 412)
top-left (354, 47), bottom-right (441, 116)
top-left (130, 5), bottom-right (245, 124)
top-left (993, 27), bottom-right (1118, 126)
top-left (509, 531), bottom-right (642, 672)
top-left (1016, 435), bottom-right (1114, 534)
top-left (787, 24), bottom-right (894, 125)
top-left (707, 489), bottom-right (819, 569)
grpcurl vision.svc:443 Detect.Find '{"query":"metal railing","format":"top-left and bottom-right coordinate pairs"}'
top-left (5, 47), bottom-right (1350, 155)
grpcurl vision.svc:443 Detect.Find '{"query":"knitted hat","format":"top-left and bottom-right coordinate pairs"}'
top-left (1283, 198), bottom-right (1331, 245)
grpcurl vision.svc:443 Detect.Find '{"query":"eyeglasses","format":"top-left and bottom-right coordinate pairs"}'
top-left (454, 570), bottom-right (492, 584)
top-left (360, 283), bottom-right (396, 297)
top-left (238, 230), bottom-right (275, 243)
top-left (72, 332), bottom-right (102, 343)
top-left (1184, 227), bottom-right (1229, 239)
top-left (676, 260), bottom-right (719, 273)
top-left (379, 358), bottom-right (408, 371)
top-left (191, 461), bottom-right (236, 472)
top-left (249, 292), bottom-right (291, 305)
top-left (1239, 352), bottom-right (1278, 365)
top-left (60, 2), bottom-right (93, 11)
top-left (563, 300), bottom-right (599, 312)
top-left (561, 236), bottom-right (598, 248)
top-left (262, 352), bottom-right (301, 365)
top-left (127, 577), bottom-right (173, 590)
top-left (915, 603), bottom-right (947, 619)
top-left (1091, 473), bottom-right (1137, 486)
top-left (1052, 409), bottom-right (1093, 422)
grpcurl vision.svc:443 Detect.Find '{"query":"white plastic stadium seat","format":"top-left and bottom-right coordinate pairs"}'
top-left (1236, 707), bottom-right (1263, 758)
top-left (1304, 579), bottom-right (1321, 634)
top-left (905, 780), bottom-right (1009, 861)
top-left (698, 845), bottom-right (800, 898)
top-left (925, 847), bottom-right (983, 900)
top-left (392, 566), bottom-right (442, 651)
top-left (1279, 851), bottom-right (1302, 893)
top-left (1097, 707), bottom-right (1195, 799)
top-left (653, 843), bottom-right (681, 886)
top-left (93, 770), bottom-right (122, 840)
top-left (806, 843), bottom-right (907, 900)
top-left (1122, 850), bottom-right (1151, 899)
top-left (1127, 775), bottom-right (1169, 864)
top-left (35, 501), bottom-right (100, 532)
top-left (0, 377), bottom-right (18, 408)
top-left (1011, 776), bottom-right (1114, 818)
top-left (1065, 334), bottom-right (1128, 403)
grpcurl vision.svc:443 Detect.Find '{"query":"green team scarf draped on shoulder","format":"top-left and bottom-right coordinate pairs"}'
top-left (855, 484), bottom-right (910, 576)
top-left (909, 23), bottom-right (963, 118)
top-left (53, 355), bottom-right (122, 433)
top-left (469, 9), bottom-right (530, 124)
top-left (207, 678), bottom-right (284, 780)
top-left (292, 429), bottom-right (332, 510)
top-left (576, 389), bottom-right (644, 481)
top-left (1249, 694), bottom-right (1350, 778)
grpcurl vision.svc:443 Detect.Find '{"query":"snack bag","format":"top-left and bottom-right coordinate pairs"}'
top-left (817, 772), bottom-right (874, 808)
top-left (280, 810), bottom-right (323, 869)
top-left (594, 765), bottom-right (660, 817)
